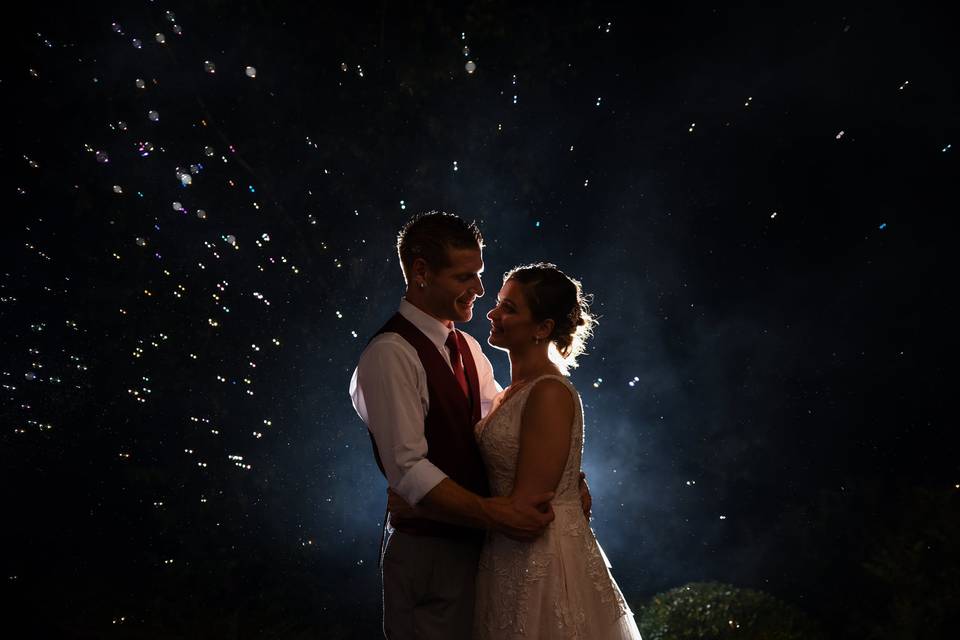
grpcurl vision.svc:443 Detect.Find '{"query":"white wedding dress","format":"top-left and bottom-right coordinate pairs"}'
top-left (473, 375), bottom-right (642, 639)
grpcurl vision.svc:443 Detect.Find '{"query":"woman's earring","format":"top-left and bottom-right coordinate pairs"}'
top-left (418, 281), bottom-right (425, 289)
top-left (533, 336), bottom-right (542, 345)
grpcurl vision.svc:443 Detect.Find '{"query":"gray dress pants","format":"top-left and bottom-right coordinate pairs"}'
top-left (381, 529), bottom-right (483, 639)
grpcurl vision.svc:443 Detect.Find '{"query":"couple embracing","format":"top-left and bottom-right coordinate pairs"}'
top-left (350, 212), bottom-right (641, 639)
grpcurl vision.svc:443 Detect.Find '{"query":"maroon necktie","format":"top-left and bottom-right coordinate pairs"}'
top-left (445, 331), bottom-right (470, 400)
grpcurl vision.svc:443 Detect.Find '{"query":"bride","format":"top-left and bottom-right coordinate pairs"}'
top-left (470, 262), bottom-right (641, 639)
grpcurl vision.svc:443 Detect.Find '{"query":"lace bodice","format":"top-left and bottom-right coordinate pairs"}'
top-left (475, 374), bottom-right (583, 505)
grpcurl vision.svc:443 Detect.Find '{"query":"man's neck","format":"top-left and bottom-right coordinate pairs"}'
top-left (403, 294), bottom-right (454, 329)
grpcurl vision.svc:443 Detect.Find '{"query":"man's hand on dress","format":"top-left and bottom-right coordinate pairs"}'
top-left (483, 492), bottom-right (555, 541)
top-left (578, 471), bottom-right (592, 521)
top-left (387, 488), bottom-right (419, 525)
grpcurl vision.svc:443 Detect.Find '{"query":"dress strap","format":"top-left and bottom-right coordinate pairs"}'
top-left (521, 374), bottom-right (573, 398)
top-left (517, 375), bottom-right (578, 419)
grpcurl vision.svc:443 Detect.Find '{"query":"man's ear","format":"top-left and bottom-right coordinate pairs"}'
top-left (411, 257), bottom-right (429, 286)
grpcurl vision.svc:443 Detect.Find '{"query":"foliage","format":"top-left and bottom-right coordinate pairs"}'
top-left (851, 487), bottom-right (960, 640)
top-left (637, 581), bottom-right (823, 640)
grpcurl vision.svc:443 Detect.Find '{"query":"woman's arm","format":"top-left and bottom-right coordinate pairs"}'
top-left (388, 378), bottom-right (572, 538)
top-left (511, 379), bottom-right (574, 500)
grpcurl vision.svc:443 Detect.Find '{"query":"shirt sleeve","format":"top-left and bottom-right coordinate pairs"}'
top-left (462, 332), bottom-right (503, 418)
top-left (350, 336), bottom-right (447, 505)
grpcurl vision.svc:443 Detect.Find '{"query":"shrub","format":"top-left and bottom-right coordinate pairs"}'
top-left (637, 581), bottom-right (823, 640)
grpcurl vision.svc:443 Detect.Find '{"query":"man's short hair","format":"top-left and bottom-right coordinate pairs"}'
top-left (396, 211), bottom-right (484, 282)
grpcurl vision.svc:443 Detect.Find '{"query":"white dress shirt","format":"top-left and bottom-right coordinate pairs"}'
top-left (350, 299), bottom-right (502, 506)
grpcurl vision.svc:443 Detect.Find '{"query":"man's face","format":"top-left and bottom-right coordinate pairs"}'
top-left (423, 248), bottom-right (485, 325)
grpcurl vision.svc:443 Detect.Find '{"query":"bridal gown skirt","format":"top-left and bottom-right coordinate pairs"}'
top-left (473, 503), bottom-right (642, 640)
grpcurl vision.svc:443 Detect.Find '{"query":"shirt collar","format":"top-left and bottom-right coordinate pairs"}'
top-left (398, 298), bottom-right (455, 352)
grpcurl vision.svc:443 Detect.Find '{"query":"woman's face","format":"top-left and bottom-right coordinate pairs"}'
top-left (487, 279), bottom-right (545, 351)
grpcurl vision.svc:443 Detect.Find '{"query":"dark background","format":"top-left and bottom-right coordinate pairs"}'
top-left (2, 1), bottom-right (957, 637)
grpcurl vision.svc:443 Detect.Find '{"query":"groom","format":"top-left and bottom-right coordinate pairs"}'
top-left (351, 212), bottom-right (577, 638)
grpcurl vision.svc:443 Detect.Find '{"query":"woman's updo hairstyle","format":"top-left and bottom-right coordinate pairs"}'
top-left (504, 263), bottom-right (596, 372)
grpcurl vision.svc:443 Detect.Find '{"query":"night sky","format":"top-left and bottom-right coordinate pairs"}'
top-left (3, 2), bottom-right (957, 637)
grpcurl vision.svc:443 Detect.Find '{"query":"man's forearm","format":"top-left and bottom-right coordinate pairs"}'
top-left (416, 478), bottom-right (493, 530)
